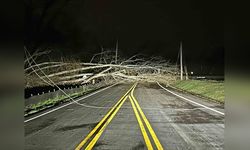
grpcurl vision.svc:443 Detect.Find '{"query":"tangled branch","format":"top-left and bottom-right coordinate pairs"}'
top-left (24, 50), bottom-right (179, 87)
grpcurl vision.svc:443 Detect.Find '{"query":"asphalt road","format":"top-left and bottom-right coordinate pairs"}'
top-left (25, 82), bottom-right (224, 150)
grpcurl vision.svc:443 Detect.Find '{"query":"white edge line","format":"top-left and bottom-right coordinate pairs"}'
top-left (156, 82), bottom-right (224, 115)
top-left (24, 83), bottom-right (118, 123)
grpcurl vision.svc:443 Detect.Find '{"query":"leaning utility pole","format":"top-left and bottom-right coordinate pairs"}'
top-left (115, 40), bottom-right (118, 64)
top-left (180, 41), bottom-right (183, 80)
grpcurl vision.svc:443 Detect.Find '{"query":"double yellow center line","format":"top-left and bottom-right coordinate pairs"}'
top-left (75, 83), bottom-right (163, 150)
top-left (129, 84), bottom-right (163, 150)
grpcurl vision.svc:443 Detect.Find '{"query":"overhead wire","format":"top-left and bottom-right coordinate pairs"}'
top-left (24, 48), bottom-right (111, 109)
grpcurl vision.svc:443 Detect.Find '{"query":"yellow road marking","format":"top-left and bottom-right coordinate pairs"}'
top-left (129, 95), bottom-right (153, 150)
top-left (85, 95), bottom-right (128, 149)
top-left (75, 83), bottom-right (136, 150)
top-left (131, 86), bottom-right (164, 150)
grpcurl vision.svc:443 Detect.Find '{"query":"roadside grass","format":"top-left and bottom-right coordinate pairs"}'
top-left (171, 80), bottom-right (224, 103)
top-left (24, 87), bottom-right (102, 116)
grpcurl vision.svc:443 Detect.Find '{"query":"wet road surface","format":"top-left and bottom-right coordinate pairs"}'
top-left (25, 82), bottom-right (224, 150)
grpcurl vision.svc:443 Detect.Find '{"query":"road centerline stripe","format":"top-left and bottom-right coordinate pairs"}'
top-left (129, 95), bottom-right (153, 150)
top-left (131, 85), bottom-right (164, 150)
top-left (85, 95), bottom-right (129, 149)
top-left (24, 83), bottom-right (119, 123)
top-left (75, 83), bottom-right (136, 150)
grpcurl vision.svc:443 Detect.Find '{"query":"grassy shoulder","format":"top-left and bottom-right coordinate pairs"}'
top-left (24, 86), bottom-right (104, 116)
top-left (171, 79), bottom-right (224, 103)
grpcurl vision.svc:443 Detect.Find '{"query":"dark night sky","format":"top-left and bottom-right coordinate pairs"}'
top-left (25, 0), bottom-right (224, 75)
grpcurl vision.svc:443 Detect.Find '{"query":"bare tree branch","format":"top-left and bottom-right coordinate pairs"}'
top-left (25, 49), bottom-right (179, 87)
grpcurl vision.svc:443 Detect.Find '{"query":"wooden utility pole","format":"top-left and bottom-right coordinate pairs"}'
top-left (100, 46), bottom-right (103, 63)
top-left (115, 40), bottom-right (118, 64)
top-left (184, 65), bottom-right (189, 80)
top-left (180, 41), bottom-right (183, 80)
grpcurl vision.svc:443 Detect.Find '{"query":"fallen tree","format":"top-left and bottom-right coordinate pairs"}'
top-left (24, 49), bottom-right (179, 88)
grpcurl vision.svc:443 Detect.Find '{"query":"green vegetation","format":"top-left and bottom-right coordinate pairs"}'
top-left (172, 80), bottom-right (224, 103)
top-left (25, 87), bottom-right (101, 116)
